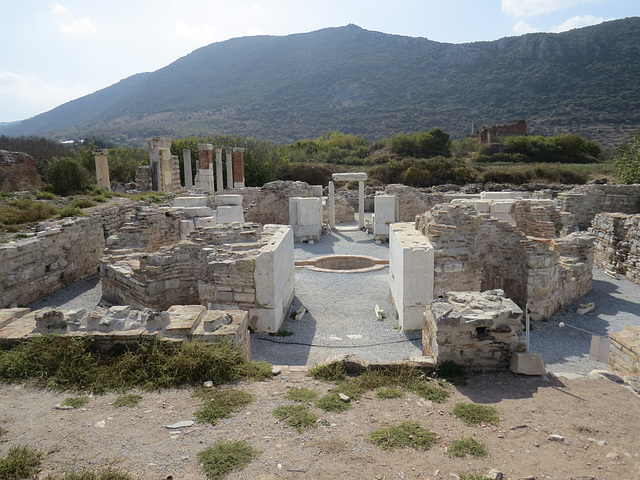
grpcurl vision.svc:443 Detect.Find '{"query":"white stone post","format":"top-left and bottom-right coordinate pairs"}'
top-left (183, 149), bottom-right (193, 189)
top-left (215, 146), bottom-right (224, 192)
top-left (92, 149), bottom-right (110, 191)
top-left (328, 181), bottom-right (335, 229)
top-left (331, 172), bottom-right (367, 229)
top-left (225, 148), bottom-right (233, 189)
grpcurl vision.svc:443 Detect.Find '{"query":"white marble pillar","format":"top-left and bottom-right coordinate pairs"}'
top-left (215, 146), bottom-right (224, 192)
top-left (183, 149), bottom-right (193, 189)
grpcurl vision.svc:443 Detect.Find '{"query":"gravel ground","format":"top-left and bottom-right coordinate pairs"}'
top-left (27, 227), bottom-right (640, 375)
top-left (529, 267), bottom-right (640, 375)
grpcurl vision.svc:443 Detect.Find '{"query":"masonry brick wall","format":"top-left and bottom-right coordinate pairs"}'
top-left (0, 150), bottom-right (42, 191)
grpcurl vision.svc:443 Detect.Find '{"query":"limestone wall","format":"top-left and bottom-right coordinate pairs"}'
top-left (135, 165), bottom-right (152, 191)
top-left (416, 203), bottom-right (593, 320)
top-left (0, 150), bottom-right (42, 191)
top-left (0, 203), bottom-right (135, 308)
top-left (589, 212), bottom-right (640, 284)
top-left (609, 326), bottom-right (640, 375)
top-left (101, 221), bottom-right (294, 333)
top-left (242, 181), bottom-right (314, 224)
top-left (423, 291), bottom-right (526, 369)
top-left (0, 305), bottom-right (251, 360)
top-left (558, 184), bottom-right (640, 232)
top-left (384, 184), bottom-right (444, 222)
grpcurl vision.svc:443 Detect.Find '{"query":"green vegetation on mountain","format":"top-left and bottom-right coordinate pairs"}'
top-left (4, 18), bottom-right (640, 147)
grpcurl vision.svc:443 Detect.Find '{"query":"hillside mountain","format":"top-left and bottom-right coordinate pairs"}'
top-left (5, 18), bottom-right (640, 146)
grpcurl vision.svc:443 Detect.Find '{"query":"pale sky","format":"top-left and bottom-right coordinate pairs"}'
top-left (0, 0), bottom-right (637, 123)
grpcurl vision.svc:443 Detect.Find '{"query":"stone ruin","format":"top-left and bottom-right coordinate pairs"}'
top-left (2, 154), bottom-right (640, 371)
top-left (0, 150), bottom-right (42, 191)
top-left (475, 119), bottom-right (527, 145)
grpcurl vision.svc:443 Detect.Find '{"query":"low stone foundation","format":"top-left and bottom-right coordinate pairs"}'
top-left (423, 290), bottom-right (526, 369)
top-left (609, 326), bottom-right (640, 375)
top-left (589, 212), bottom-right (640, 284)
top-left (0, 305), bottom-right (251, 360)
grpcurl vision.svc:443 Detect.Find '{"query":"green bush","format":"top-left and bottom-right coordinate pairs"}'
top-left (0, 445), bottom-right (42, 480)
top-left (194, 389), bottom-right (254, 425)
top-left (113, 394), bottom-right (142, 407)
top-left (0, 198), bottom-right (57, 226)
top-left (613, 130), bottom-right (640, 183)
top-left (58, 206), bottom-right (86, 219)
top-left (198, 440), bottom-right (259, 479)
top-left (273, 404), bottom-right (318, 431)
top-left (368, 422), bottom-right (437, 451)
top-left (316, 393), bottom-right (352, 413)
top-left (451, 403), bottom-right (500, 426)
top-left (47, 157), bottom-right (94, 195)
top-left (448, 437), bottom-right (488, 458)
top-left (70, 197), bottom-right (97, 209)
top-left (285, 387), bottom-right (319, 402)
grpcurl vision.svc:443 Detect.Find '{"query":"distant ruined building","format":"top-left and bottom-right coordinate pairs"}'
top-left (470, 119), bottom-right (527, 145)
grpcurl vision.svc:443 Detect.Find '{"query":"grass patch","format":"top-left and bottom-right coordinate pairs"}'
top-left (0, 445), bottom-right (42, 480)
top-left (285, 387), bottom-right (319, 402)
top-left (58, 205), bottom-right (85, 219)
top-left (0, 336), bottom-right (271, 393)
top-left (409, 378), bottom-right (450, 403)
top-left (309, 362), bottom-right (347, 382)
top-left (0, 198), bottom-right (58, 228)
top-left (70, 197), bottom-right (96, 209)
top-left (61, 396), bottom-right (89, 408)
top-left (36, 191), bottom-right (58, 200)
top-left (376, 387), bottom-right (405, 399)
top-left (368, 422), bottom-right (437, 451)
top-left (448, 437), bottom-right (488, 458)
top-left (316, 393), bottom-right (352, 413)
top-left (113, 394), bottom-right (142, 407)
top-left (42, 467), bottom-right (134, 479)
top-left (194, 389), bottom-right (254, 425)
top-left (452, 403), bottom-right (500, 426)
top-left (198, 440), bottom-right (259, 479)
top-left (459, 474), bottom-right (491, 480)
top-left (273, 404), bottom-right (318, 432)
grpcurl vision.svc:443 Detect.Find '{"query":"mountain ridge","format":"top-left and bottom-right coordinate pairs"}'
top-left (5, 19), bottom-right (640, 146)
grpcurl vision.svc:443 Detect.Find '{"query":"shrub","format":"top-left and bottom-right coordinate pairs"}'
top-left (194, 389), bottom-right (254, 425)
top-left (42, 467), bottom-right (134, 479)
top-left (614, 130), bottom-right (640, 183)
top-left (316, 393), bottom-right (352, 413)
top-left (60, 396), bottom-right (89, 408)
top-left (58, 206), bottom-right (86, 219)
top-left (285, 387), bottom-right (319, 402)
top-left (273, 404), bottom-right (318, 431)
top-left (198, 440), bottom-right (259, 479)
top-left (309, 362), bottom-right (346, 382)
top-left (113, 394), bottom-right (142, 407)
top-left (36, 191), bottom-right (58, 200)
top-left (70, 197), bottom-right (97, 209)
top-left (376, 387), bottom-right (405, 399)
top-left (451, 403), bottom-right (500, 426)
top-left (448, 437), bottom-right (488, 458)
top-left (368, 422), bottom-right (437, 451)
top-left (0, 198), bottom-right (57, 226)
top-left (0, 445), bottom-right (42, 480)
top-left (47, 157), bottom-right (94, 195)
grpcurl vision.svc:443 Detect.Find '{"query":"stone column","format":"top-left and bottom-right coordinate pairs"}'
top-left (160, 149), bottom-right (173, 192)
top-left (195, 143), bottom-right (215, 192)
top-left (328, 181), bottom-right (335, 229)
top-left (225, 148), bottom-right (233, 189)
top-left (215, 146), bottom-right (224, 192)
top-left (358, 179), bottom-right (365, 230)
top-left (232, 147), bottom-right (245, 188)
top-left (183, 149), bottom-right (193, 189)
top-left (148, 137), bottom-right (172, 192)
top-left (92, 149), bottom-right (110, 191)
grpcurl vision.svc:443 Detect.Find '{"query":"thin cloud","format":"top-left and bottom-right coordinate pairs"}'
top-left (0, 72), bottom-right (90, 111)
top-left (502, 0), bottom-right (594, 18)
top-left (513, 21), bottom-right (540, 34)
top-left (551, 14), bottom-right (606, 32)
top-left (53, 3), bottom-right (96, 34)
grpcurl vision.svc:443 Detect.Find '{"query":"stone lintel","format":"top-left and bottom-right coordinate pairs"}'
top-left (148, 137), bottom-right (172, 150)
top-left (332, 172), bottom-right (367, 182)
top-left (197, 143), bottom-right (214, 151)
top-left (92, 149), bottom-right (109, 156)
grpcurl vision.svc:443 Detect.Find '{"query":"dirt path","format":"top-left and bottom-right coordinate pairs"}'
top-left (1, 369), bottom-right (639, 480)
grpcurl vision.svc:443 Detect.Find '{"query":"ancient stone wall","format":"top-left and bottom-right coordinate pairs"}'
top-left (101, 221), bottom-right (294, 333)
top-left (513, 200), bottom-right (560, 238)
top-left (242, 181), bottom-right (314, 224)
top-left (416, 203), bottom-right (593, 320)
top-left (423, 290), bottom-right (526, 369)
top-left (384, 184), bottom-right (444, 222)
top-left (0, 305), bottom-right (251, 360)
top-left (135, 165), bottom-right (152, 191)
top-left (0, 203), bottom-right (135, 308)
top-left (558, 184), bottom-right (640, 232)
top-left (589, 212), bottom-right (640, 284)
top-left (609, 326), bottom-right (640, 375)
top-left (105, 207), bottom-right (182, 253)
top-left (0, 150), bottom-right (42, 191)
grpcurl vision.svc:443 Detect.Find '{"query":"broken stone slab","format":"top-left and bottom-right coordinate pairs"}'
top-left (577, 302), bottom-right (595, 315)
top-left (338, 393), bottom-right (350, 402)
top-left (509, 353), bottom-right (546, 375)
top-left (165, 420), bottom-right (195, 429)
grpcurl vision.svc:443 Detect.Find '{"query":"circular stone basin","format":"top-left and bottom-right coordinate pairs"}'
top-left (298, 255), bottom-right (388, 273)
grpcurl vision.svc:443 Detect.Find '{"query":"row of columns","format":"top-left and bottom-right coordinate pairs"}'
top-left (192, 144), bottom-right (245, 192)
